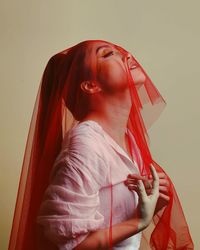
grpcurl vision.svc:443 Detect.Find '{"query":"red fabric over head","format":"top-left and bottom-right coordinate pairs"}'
top-left (8, 40), bottom-right (194, 249)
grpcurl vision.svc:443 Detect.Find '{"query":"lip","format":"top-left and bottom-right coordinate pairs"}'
top-left (129, 65), bottom-right (137, 70)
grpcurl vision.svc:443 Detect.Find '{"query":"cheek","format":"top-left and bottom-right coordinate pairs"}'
top-left (97, 63), bottom-right (127, 89)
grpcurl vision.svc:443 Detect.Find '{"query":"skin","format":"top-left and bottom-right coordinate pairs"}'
top-left (74, 41), bottom-right (170, 249)
top-left (124, 172), bottom-right (170, 215)
top-left (74, 164), bottom-right (160, 250)
top-left (80, 41), bottom-right (142, 155)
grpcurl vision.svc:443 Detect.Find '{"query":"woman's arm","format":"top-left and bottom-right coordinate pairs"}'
top-left (74, 217), bottom-right (145, 250)
top-left (74, 164), bottom-right (159, 250)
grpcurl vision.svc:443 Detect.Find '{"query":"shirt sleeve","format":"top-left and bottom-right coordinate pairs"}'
top-left (36, 142), bottom-right (107, 249)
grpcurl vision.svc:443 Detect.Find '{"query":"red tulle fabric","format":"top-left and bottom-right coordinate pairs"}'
top-left (8, 40), bottom-right (194, 249)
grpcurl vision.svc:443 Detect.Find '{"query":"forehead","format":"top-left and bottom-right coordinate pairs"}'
top-left (89, 41), bottom-right (127, 55)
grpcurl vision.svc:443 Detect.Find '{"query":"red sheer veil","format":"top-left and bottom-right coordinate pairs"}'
top-left (8, 39), bottom-right (194, 250)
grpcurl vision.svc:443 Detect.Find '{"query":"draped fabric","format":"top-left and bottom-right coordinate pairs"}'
top-left (36, 120), bottom-right (143, 249)
top-left (8, 39), bottom-right (194, 249)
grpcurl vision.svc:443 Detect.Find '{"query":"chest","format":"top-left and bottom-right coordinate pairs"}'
top-left (98, 180), bottom-right (139, 229)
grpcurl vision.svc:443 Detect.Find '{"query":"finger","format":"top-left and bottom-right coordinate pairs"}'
top-left (126, 182), bottom-right (139, 193)
top-left (126, 181), bottom-right (148, 192)
top-left (125, 179), bottom-right (152, 193)
top-left (149, 178), bottom-right (169, 189)
top-left (149, 172), bottom-right (167, 180)
top-left (159, 179), bottom-right (170, 187)
top-left (127, 173), bottom-right (140, 178)
top-left (137, 180), bottom-right (148, 200)
top-left (149, 164), bottom-right (159, 196)
top-left (127, 183), bottom-right (138, 191)
top-left (127, 174), bottom-right (147, 181)
top-left (125, 177), bottom-right (148, 183)
top-left (159, 192), bottom-right (170, 202)
top-left (125, 179), bottom-right (138, 184)
top-left (159, 186), bottom-right (169, 194)
top-left (159, 173), bottom-right (167, 179)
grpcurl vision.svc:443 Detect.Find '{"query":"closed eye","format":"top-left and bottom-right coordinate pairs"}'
top-left (103, 51), bottom-right (114, 58)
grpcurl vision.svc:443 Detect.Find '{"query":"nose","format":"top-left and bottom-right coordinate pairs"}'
top-left (127, 53), bottom-right (131, 60)
top-left (119, 51), bottom-right (130, 63)
top-left (117, 49), bottom-right (135, 68)
top-left (115, 47), bottom-right (129, 63)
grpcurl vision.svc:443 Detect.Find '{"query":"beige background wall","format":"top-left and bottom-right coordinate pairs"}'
top-left (0, 1), bottom-right (199, 249)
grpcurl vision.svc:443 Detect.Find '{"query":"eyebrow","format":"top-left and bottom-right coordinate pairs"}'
top-left (96, 45), bottom-right (112, 54)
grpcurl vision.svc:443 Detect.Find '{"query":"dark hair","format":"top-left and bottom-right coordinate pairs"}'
top-left (56, 42), bottom-right (95, 121)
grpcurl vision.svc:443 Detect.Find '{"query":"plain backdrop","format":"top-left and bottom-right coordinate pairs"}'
top-left (0, 1), bottom-right (199, 249)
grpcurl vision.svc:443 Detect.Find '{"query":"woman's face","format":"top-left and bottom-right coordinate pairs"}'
top-left (94, 42), bottom-right (146, 94)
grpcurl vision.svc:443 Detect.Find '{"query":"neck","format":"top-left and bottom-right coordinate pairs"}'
top-left (81, 92), bottom-right (131, 150)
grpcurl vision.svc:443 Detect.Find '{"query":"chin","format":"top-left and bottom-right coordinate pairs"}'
top-left (130, 70), bottom-right (146, 85)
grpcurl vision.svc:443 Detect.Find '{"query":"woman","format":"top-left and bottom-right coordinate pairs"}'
top-left (8, 40), bottom-right (194, 250)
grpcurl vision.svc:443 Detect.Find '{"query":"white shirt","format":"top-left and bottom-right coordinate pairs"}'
top-left (37, 120), bottom-right (144, 249)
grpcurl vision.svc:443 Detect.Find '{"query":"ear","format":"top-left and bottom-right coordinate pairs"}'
top-left (80, 81), bottom-right (102, 94)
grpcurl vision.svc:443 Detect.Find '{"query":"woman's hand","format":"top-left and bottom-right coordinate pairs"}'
top-left (125, 164), bottom-right (160, 228)
top-left (124, 167), bottom-right (170, 217)
top-left (75, 165), bottom-right (160, 250)
top-left (151, 172), bottom-right (170, 215)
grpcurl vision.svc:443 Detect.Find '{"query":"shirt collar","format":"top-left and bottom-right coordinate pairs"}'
top-left (81, 120), bottom-right (140, 173)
